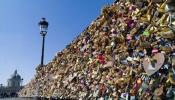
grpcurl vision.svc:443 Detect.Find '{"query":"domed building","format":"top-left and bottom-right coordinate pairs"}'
top-left (8, 70), bottom-right (22, 88)
top-left (0, 70), bottom-right (23, 98)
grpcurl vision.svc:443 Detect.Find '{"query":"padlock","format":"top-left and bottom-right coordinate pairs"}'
top-left (166, 86), bottom-right (175, 99)
top-left (166, 0), bottom-right (175, 12)
top-left (154, 85), bottom-right (164, 98)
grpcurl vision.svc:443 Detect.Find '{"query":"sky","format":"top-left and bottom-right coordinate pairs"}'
top-left (0, 0), bottom-right (113, 86)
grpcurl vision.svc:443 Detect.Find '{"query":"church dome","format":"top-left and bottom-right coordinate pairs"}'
top-left (8, 70), bottom-right (23, 87)
top-left (10, 70), bottom-right (21, 80)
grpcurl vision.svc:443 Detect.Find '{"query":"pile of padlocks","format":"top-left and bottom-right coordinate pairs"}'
top-left (19, 0), bottom-right (175, 99)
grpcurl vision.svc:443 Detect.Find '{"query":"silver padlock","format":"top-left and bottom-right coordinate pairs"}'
top-left (165, 0), bottom-right (175, 31)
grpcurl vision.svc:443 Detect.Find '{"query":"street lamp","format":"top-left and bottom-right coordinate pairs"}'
top-left (38, 18), bottom-right (49, 67)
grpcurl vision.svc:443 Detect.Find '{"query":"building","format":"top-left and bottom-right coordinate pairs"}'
top-left (0, 70), bottom-right (23, 98)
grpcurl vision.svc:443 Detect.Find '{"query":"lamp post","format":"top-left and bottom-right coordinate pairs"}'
top-left (38, 18), bottom-right (49, 67)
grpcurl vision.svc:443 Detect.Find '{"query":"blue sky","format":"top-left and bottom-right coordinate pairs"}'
top-left (0, 0), bottom-right (113, 85)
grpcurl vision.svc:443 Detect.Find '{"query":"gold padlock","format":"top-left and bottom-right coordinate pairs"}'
top-left (167, 71), bottom-right (175, 85)
top-left (158, 0), bottom-right (167, 12)
top-left (130, 27), bottom-right (139, 36)
top-left (156, 13), bottom-right (169, 26)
